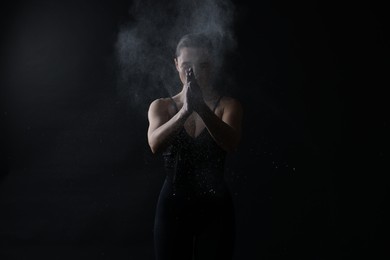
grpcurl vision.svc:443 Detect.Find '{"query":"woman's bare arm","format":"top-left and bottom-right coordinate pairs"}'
top-left (147, 98), bottom-right (190, 154)
top-left (186, 68), bottom-right (243, 152)
top-left (197, 97), bottom-right (243, 152)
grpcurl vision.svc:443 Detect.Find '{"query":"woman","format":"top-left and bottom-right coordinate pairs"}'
top-left (147, 33), bottom-right (243, 260)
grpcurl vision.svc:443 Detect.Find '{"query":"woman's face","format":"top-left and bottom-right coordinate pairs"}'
top-left (175, 47), bottom-right (213, 90)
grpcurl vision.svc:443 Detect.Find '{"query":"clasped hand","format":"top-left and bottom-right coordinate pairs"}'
top-left (183, 67), bottom-right (204, 113)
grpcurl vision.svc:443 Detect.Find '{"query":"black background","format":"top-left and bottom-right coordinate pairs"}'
top-left (1, 0), bottom-right (388, 259)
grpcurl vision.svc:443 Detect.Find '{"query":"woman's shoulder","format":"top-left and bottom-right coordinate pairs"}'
top-left (149, 97), bottom-right (173, 109)
top-left (148, 97), bottom-right (177, 116)
top-left (220, 96), bottom-right (243, 108)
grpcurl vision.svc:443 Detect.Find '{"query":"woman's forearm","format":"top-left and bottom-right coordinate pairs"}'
top-left (197, 103), bottom-right (240, 152)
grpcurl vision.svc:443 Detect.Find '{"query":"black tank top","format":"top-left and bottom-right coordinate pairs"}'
top-left (162, 96), bottom-right (227, 198)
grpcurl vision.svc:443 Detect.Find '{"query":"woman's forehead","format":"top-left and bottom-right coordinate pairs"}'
top-left (177, 47), bottom-right (211, 63)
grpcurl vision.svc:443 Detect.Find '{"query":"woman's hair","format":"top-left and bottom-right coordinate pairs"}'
top-left (175, 33), bottom-right (213, 58)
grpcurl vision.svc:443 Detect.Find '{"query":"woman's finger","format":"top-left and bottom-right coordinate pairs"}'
top-left (188, 67), bottom-right (196, 81)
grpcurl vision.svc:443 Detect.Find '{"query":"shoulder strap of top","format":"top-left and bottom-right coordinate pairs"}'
top-left (169, 96), bottom-right (179, 113)
top-left (212, 96), bottom-right (223, 112)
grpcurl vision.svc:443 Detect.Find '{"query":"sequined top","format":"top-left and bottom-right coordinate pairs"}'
top-left (162, 96), bottom-right (228, 198)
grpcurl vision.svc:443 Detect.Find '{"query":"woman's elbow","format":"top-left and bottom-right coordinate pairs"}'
top-left (148, 133), bottom-right (169, 154)
top-left (148, 139), bottom-right (159, 154)
top-left (150, 146), bottom-right (157, 154)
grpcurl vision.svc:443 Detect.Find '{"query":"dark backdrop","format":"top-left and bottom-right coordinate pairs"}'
top-left (1, 0), bottom-right (388, 259)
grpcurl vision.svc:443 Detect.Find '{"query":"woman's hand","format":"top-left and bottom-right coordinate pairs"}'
top-left (181, 82), bottom-right (193, 116)
top-left (181, 68), bottom-right (195, 116)
top-left (186, 67), bottom-right (204, 112)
